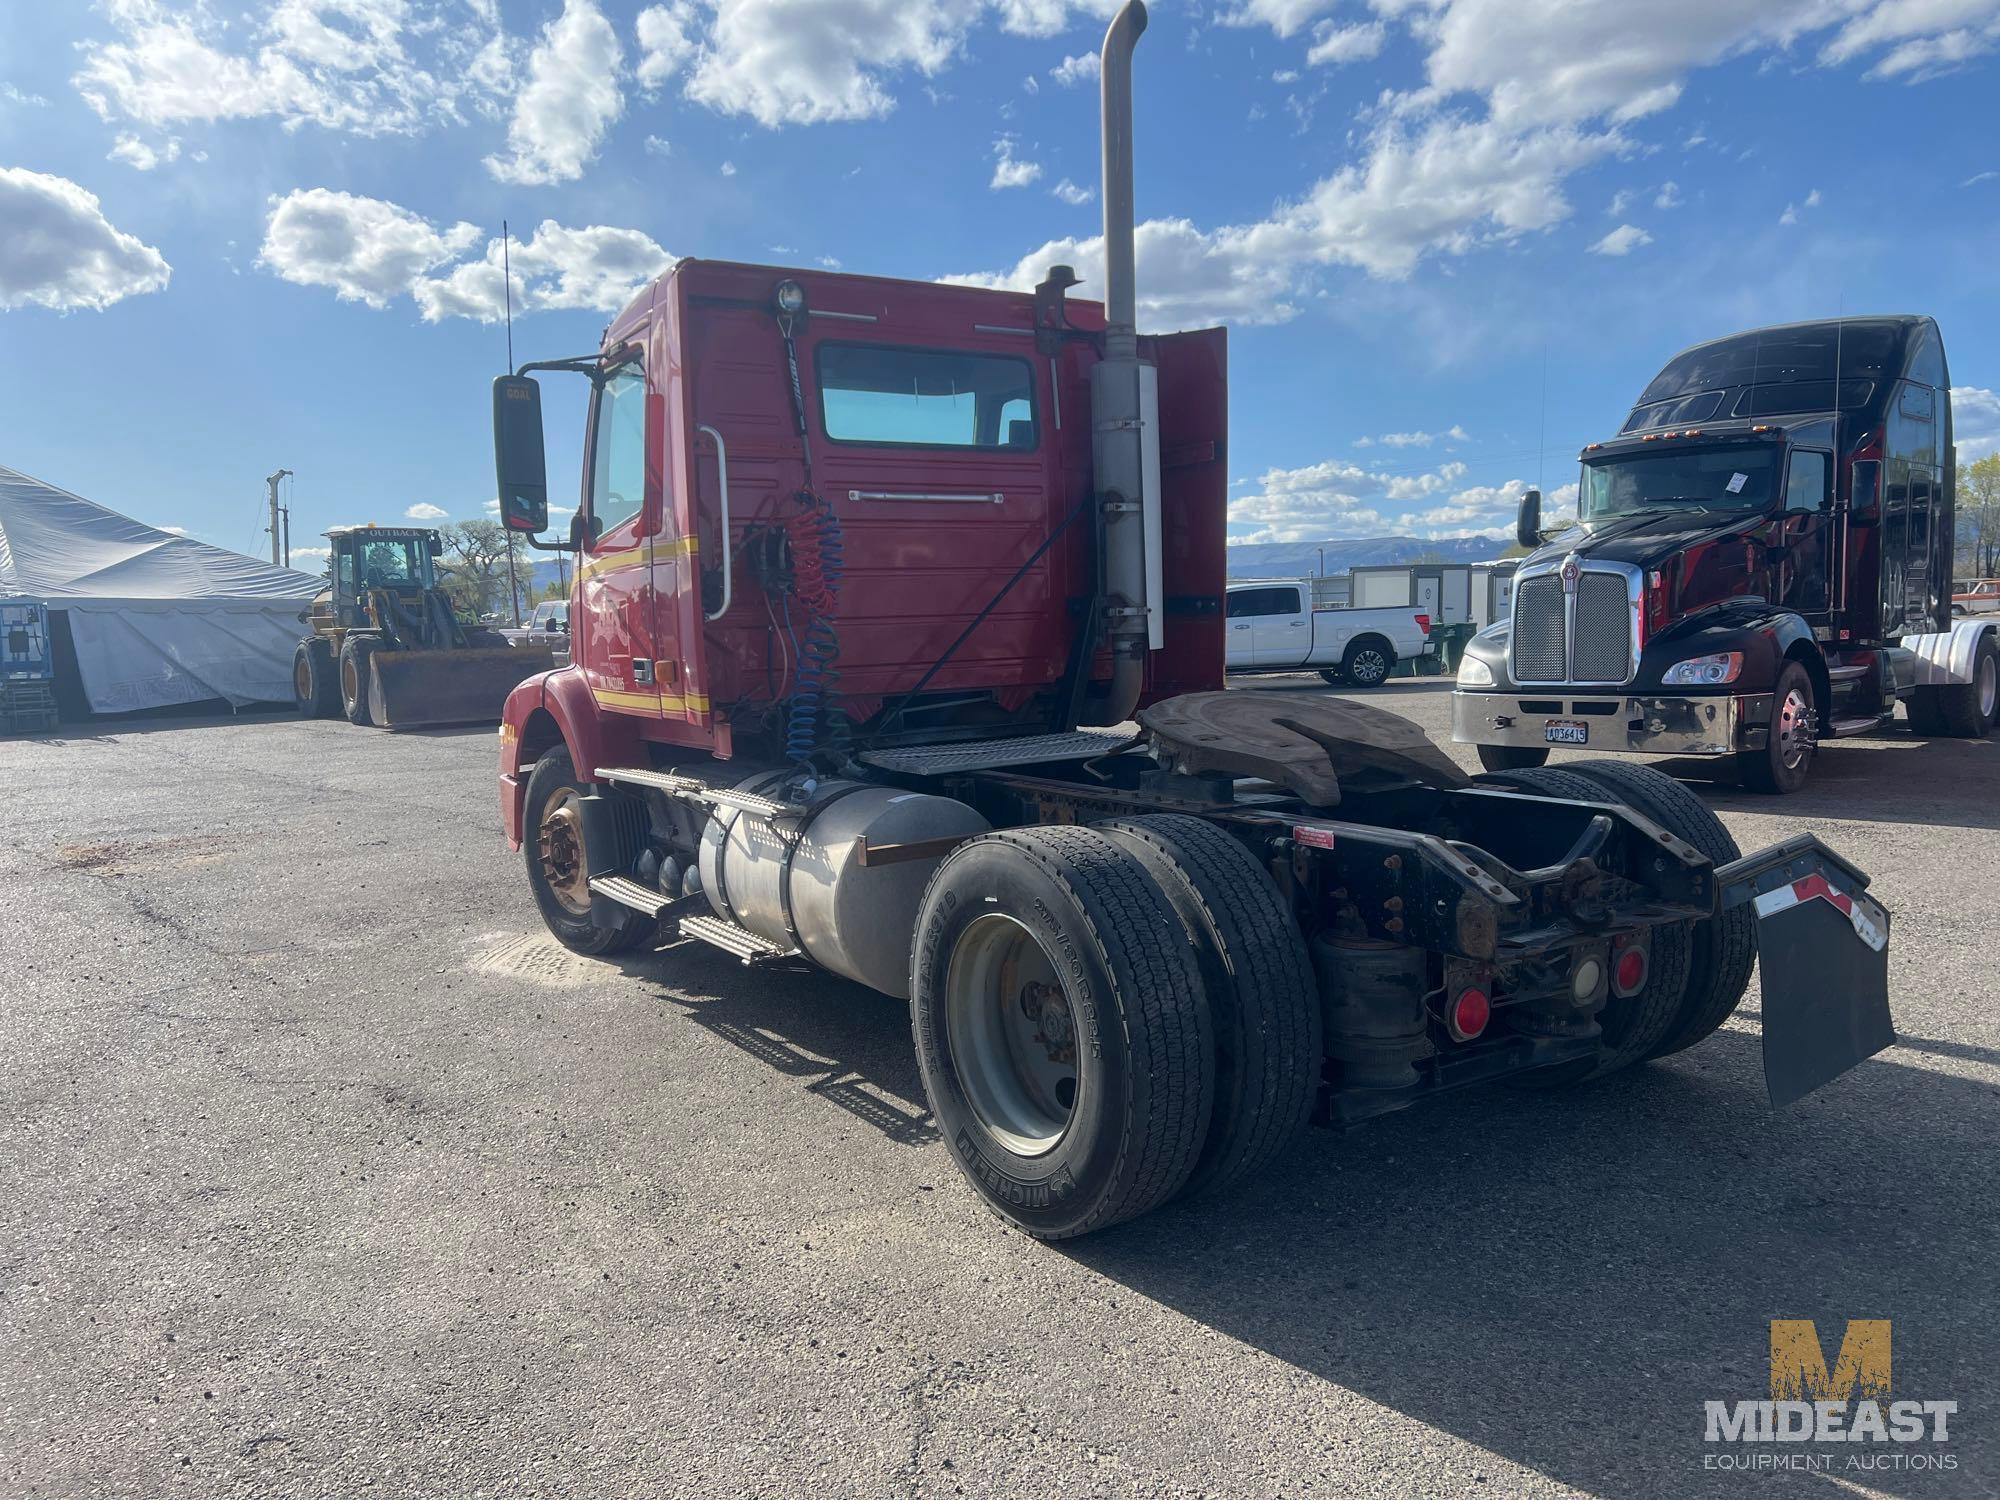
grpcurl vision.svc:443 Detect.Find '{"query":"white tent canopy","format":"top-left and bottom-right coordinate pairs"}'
top-left (0, 464), bottom-right (320, 713)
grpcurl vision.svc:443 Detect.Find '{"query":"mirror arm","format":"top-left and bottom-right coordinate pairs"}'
top-left (521, 534), bottom-right (574, 552)
top-left (514, 355), bottom-right (605, 381)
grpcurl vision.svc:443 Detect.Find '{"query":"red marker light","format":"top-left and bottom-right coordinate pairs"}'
top-left (1613, 945), bottom-right (1648, 997)
top-left (1448, 988), bottom-right (1490, 1042)
top-left (1414, 613), bottom-right (1432, 634)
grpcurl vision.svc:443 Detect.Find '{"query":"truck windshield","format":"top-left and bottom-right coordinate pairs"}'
top-left (1580, 447), bottom-right (1778, 520)
top-left (354, 538), bottom-right (427, 588)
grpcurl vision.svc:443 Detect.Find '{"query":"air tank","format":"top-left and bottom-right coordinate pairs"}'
top-left (697, 774), bottom-right (991, 998)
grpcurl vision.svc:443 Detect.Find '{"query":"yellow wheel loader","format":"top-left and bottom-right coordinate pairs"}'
top-left (292, 526), bottom-right (555, 729)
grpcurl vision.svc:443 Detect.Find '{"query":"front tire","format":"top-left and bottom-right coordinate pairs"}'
top-left (339, 634), bottom-right (380, 726)
top-left (523, 745), bottom-right (657, 956)
top-left (911, 827), bottom-right (1214, 1239)
top-left (1738, 660), bottom-right (1816, 794)
top-left (1341, 636), bottom-right (1395, 688)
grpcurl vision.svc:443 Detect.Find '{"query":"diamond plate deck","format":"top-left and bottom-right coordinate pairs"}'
top-left (856, 729), bottom-right (1138, 777)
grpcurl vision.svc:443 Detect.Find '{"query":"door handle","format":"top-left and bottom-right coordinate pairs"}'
top-left (698, 424), bottom-right (731, 622)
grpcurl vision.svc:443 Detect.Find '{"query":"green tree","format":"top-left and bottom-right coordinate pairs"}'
top-left (1960, 452), bottom-right (2000, 578)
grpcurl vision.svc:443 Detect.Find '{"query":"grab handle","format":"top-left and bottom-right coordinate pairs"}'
top-left (698, 423), bottom-right (731, 622)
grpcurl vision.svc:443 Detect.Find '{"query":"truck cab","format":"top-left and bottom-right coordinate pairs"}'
top-left (1454, 316), bottom-right (1999, 790)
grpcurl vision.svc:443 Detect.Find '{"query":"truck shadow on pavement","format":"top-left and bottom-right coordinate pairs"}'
top-left (626, 938), bottom-right (940, 1148)
top-left (1059, 1035), bottom-right (1994, 1499)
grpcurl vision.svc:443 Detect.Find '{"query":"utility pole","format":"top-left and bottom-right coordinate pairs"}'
top-left (281, 505), bottom-right (292, 569)
top-left (505, 532), bottom-right (524, 627)
top-left (265, 469), bottom-right (292, 566)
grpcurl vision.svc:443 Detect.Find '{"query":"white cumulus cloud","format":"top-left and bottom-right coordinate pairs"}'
top-left (0, 168), bottom-right (172, 312)
top-left (990, 136), bottom-right (1042, 190)
top-left (486, 0), bottom-right (625, 186)
top-left (1954, 386), bottom-right (2000, 462)
top-left (1306, 20), bottom-right (1385, 67)
top-left (405, 502), bottom-right (449, 521)
top-left (685, 0), bottom-right (969, 127)
top-left (1049, 51), bottom-right (1099, 87)
top-left (260, 188), bottom-right (479, 307)
top-left (636, 1), bottom-right (699, 91)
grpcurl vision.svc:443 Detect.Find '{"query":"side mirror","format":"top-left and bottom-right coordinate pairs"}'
top-left (1516, 488), bottom-right (1543, 550)
top-left (1849, 459), bottom-right (1882, 523)
top-left (493, 375), bottom-right (549, 534)
top-left (426, 533), bottom-right (442, 557)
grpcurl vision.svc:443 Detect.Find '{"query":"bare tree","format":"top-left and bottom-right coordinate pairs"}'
top-left (437, 521), bottom-right (528, 620)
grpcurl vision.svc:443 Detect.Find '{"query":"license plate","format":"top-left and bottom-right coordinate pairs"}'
top-left (1544, 719), bottom-right (1589, 745)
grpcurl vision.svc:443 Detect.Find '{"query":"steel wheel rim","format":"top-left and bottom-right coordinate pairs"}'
top-left (294, 655), bottom-right (312, 700)
top-left (943, 913), bottom-right (1078, 1156)
top-left (536, 787), bottom-right (592, 917)
top-left (1353, 650), bottom-right (1386, 683)
top-left (341, 654), bottom-right (359, 707)
top-left (1980, 654), bottom-right (1997, 720)
top-left (1775, 685), bottom-right (1816, 771)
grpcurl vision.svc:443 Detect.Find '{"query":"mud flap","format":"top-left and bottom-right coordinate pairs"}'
top-left (367, 646), bottom-right (556, 729)
top-left (1716, 835), bottom-right (1895, 1107)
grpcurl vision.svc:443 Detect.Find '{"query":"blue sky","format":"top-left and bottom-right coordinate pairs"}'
top-left (3, 0), bottom-right (1999, 566)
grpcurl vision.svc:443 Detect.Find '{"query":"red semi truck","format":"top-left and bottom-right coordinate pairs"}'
top-left (1454, 317), bottom-right (1999, 791)
top-left (489, 2), bottom-right (1897, 1238)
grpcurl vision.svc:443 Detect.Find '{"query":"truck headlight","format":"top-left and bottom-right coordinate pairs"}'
top-left (1457, 655), bottom-right (1495, 688)
top-left (1661, 651), bottom-right (1744, 686)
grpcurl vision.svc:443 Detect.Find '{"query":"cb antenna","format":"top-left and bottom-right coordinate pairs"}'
top-left (502, 218), bottom-right (514, 373)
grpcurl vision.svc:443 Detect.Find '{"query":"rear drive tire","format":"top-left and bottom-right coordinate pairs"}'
top-left (1923, 633), bottom-right (1998, 738)
top-left (1341, 636), bottom-right (1395, 688)
top-left (1469, 764), bottom-right (1689, 1081)
top-left (911, 827), bottom-right (1214, 1239)
top-left (1561, 759), bottom-right (1756, 1060)
top-left (1476, 744), bottom-right (1550, 772)
top-left (1738, 660), bottom-right (1816, 794)
top-left (339, 634), bottom-right (380, 726)
top-left (1098, 815), bottom-right (1322, 1198)
top-left (523, 744), bottom-right (657, 956)
top-left (294, 637), bottom-right (338, 718)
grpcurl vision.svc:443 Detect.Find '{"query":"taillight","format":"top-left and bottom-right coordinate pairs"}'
top-left (1414, 613), bottom-right (1432, 635)
top-left (1612, 937), bottom-right (1649, 997)
top-left (1447, 987), bottom-right (1490, 1042)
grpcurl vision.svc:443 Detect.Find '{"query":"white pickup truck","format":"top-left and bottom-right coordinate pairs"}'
top-left (1224, 579), bottom-right (1434, 687)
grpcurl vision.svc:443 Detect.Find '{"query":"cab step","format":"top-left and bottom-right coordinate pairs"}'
top-left (595, 766), bottom-right (795, 821)
top-left (1825, 714), bottom-right (1886, 739)
top-left (588, 874), bottom-right (675, 918)
top-left (677, 913), bottom-right (801, 964)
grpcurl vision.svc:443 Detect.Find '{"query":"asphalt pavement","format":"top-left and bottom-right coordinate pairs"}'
top-left (2, 686), bottom-right (1995, 1498)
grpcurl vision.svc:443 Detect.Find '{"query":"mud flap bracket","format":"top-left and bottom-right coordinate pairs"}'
top-left (1716, 834), bottom-right (1895, 1107)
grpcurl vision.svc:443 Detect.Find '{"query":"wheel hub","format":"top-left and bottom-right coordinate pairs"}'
top-left (942, 914), bottom-right (1079, 1156)
top-left (536, 790), bottom-right (592, 917)
top-left (1776, 686), bottom-right (1818, 770)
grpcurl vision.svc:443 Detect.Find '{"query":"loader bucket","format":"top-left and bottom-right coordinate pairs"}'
top-left (366, 646), bottom-right (557, 729)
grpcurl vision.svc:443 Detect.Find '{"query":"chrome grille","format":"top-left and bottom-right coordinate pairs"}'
top-left (1572, 573), bottom-right (1633, 682)
top-left (1511, 575), bottom-right (1567, 681)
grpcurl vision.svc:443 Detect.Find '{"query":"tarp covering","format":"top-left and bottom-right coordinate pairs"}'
top-left (0, 464), bottom-right (320, 712)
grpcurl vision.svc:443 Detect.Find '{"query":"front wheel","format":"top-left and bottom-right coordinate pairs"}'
top-left (1476, 744), bottom-right (1549, 772)
top-left (1738, 660), bottom-right (1816, 794)
top-left (338, 634), bottom-right (380, 726)
top-left (911, 827), bottom-right (1214, 1239)
top-left (523, 745), bottom-right (657, 956)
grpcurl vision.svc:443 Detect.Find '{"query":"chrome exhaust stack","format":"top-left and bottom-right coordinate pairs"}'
top-left (1084, 0), bottom-right (1158, 727)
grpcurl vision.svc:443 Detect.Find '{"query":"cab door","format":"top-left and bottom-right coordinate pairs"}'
top-left (1777, 448), bottom-right (1832, 617)
top-left (1252, 584), bottom-right (1307, 665)
top-left (575, 357), bottom-right (665, 717)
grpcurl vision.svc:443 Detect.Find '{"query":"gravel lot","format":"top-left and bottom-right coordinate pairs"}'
top-left (3, 685), bottom-right (1995, 1498)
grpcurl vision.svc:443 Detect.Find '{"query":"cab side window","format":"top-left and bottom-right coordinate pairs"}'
top-left (1226, 587), bottom-right (1299, 618)
top-left (1785, 452), bottom-right (1828, 513)
top-left (589, 364), bottom-right (647, 537)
